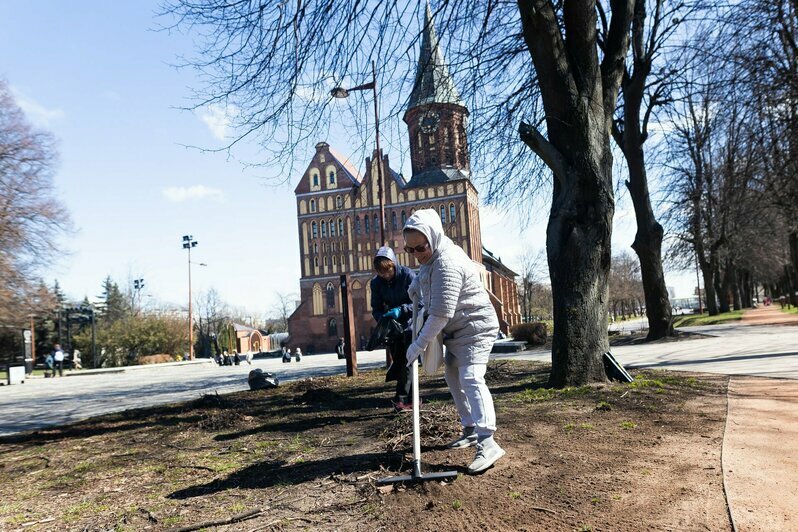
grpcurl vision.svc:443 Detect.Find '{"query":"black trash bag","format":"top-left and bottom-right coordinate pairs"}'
top-left (248, 369), bottom-right (279, 391)
top-left (366, 316), bottom-right (404, 351)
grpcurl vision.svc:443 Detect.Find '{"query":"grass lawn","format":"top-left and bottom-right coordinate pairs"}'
top-left (673, 309), bottom-right (744, 328)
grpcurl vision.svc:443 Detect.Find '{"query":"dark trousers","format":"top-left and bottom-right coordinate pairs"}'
top-left (55, 361), bottom-right (63, 377)
top-left (390, 342), bottom-right (413, 401)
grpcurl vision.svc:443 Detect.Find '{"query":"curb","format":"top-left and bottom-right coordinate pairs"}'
top-left (63, 358), bottom-right (214, 377)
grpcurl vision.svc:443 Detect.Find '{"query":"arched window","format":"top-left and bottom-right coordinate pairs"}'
top-left (336, 195), bottom-right (342, 209)
top-left (373, 215), bottom-right (379, 233)
top-left (450, 203), bottom-right (456, 223)
top-left (329, 170), bottom-right (336, 184)
top-left (314, 257), bottom-right (319, 267)
top-left (355, 216), bottom-right (361, 235)
top-left (321, 221), bottom-right (327, 238)
top-left (323, 256), bottom-right (328, 267)
top-left (328, 318), bottom-right (337, 337)
top-left (313, 242), bottom-right (318, 253)
top-left (326, 282), bottom-right (335, 308)
top-left (333, 255), bottom-right (337, 264)
top-left (364, 216), bottom-right (370, 233)
top-left (401, 210), bottom-right (407, 226)
top-left (312, 173), bottom-right (319, 187)
top-left (391, 212), bottom-right (397, 230)
top-left (310, 199), bottom-right (316, 212)
top-left (312, 221), bottom-right (318, 238)
top-left (329, 218), bottom-right (336, 237)
top-left (440, 205), bottom-right (446, 224)
top-left (338, 218), bottom-right (343, 235)
top-left (340, 255), bottom-right (345, 270)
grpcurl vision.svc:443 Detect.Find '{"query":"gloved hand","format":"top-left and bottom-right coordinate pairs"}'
top-left (406, 342), bottom-right (424, 367)
top-left (383, 307), bottom-right (401, 320)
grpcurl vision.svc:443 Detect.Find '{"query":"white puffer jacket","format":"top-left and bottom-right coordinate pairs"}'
top-left (405, 209), bottom-right (499, 366)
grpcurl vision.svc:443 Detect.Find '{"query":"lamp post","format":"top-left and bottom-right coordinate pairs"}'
top-left (133, 278), bottom-right (144, 313)
top-left (331, 60), bottom-right (386, 246)
top-left (182, 235), bottom-right (198, 359)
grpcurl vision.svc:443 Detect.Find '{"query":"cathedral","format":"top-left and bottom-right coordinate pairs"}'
top-left (287, 6), bottom-right (521, 353)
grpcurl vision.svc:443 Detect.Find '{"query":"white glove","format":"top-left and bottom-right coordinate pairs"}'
top-left (406, 342), bottom-right (424, 367)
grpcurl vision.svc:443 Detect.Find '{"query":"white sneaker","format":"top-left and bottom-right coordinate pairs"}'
top-left (447, 426), bottom-right (478, 449)
top-left (467, 437), bottom-right (505, 474)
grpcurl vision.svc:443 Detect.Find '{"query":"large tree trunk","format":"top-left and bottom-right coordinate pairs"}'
top-left (699, 257), bottom-right (719, 315)
top-left (716, 261), bottom-right (730, 313)
top-left (546, 154), bottom-right (614, 388)
top-left (615, 0), bottom-right (674, 341)
top-left (627, 159), bottom-right (674, 339)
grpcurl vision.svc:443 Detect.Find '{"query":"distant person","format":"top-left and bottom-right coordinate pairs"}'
top-left (52, 344), bottom-right (65, 377)
top-left (294, 347), bottom-right (302, 362)
top-left (72, 349), bottom-right (83, 370)
top-left (44, 352), bottom-right (55, 376)
top-left (232, 349), bottom-right (240, 365)
top-left (336, 338), bottom-right (346, 360)
top-left (282, 346), bottom-right (291, 363)
top-left (245, 350), bottom-right (253, 365)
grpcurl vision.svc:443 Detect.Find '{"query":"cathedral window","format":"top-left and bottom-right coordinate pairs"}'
top-left (374, 215), bottom-right (379, 233)
top-left (336, 195), bottom-right (342, 209)
top-left (355, 216), bottom-right (361, 235)
top-left (391, 212), bottom-right (397, 230)
top-left (321, 221), bottom-right (327, 238)
top-left (329, 170), bottom-right (336, 184)
top-left (450, 203), bottom-right (456, 223)
top-left (312, 173), bottom-right (319, 187)
top-left (326, 282), bottom-right (335, 308)
top-left (312, 221), bottom-right (318, 238)
top-left (324, 256), bottom-right (328, 267)
top-left (314, 257), bottom-right (319, 267)
top-left (338, 218), bottom-right (343, 235)
top-left (364, 216), bottom-right (370, 233)
top-left (329, 218), bottom-right (335, 237)
top-left (313, 242), bottom-right (318, 254)
top-left (440, 205), bottom-right (446, 224)
top-left (310, 199), bottom-right (316, 212)
top-left (401, 210), bottom-right (406, 226)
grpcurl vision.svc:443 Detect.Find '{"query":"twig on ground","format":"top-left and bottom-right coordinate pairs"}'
top-left (530, 506), bottom-right (557, 514)
top-left (166, 508), bottom-right (262, 532)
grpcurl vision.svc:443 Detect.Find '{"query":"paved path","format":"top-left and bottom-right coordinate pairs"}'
top-left (0, 351), bottom-right (388, 437)
top-left (724, 376), bottom-right (798, 531)
top-left (741, 304), bottom-right (798, 326)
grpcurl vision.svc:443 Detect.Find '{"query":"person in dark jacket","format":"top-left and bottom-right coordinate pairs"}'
top-left (370, 246), bottom-right (418, 411)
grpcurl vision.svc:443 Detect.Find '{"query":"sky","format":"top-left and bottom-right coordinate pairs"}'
top-left (0, 1), bottom-right (697, 319)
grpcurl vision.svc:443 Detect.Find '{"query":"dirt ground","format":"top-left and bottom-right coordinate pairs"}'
top-left (0, 361), bottom-right (732, 531)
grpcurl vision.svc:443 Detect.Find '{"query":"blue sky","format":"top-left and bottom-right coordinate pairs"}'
top-left (0, 1), bottom-right (696, 318)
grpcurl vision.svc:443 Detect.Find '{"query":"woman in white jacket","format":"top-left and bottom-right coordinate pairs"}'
top-left (403, 209), bottom-right (505, 474)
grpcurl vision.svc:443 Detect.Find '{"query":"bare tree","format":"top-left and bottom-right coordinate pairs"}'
top-left (0, 80), bottom-right (71, 325)
top-left (611, 0), bottom-right (696, 338)
top-left (161, 1), bottom-right (636, 386)
top-left (194, 288), bottom-right (229, 357)
top-left (517, 247), bottom-right (548, 322)
top-left (271, 291), bottom-right (297, 333)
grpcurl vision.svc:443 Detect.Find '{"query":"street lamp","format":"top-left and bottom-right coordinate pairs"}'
top-left (182, 235), bottom-right (198, 359)
top-left (331, 60), bottom-right (386, 246)
top-left (133, 278), bottom-right (144, 312)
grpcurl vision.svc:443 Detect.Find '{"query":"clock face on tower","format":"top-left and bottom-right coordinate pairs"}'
top-left (419, 110), bottom-right (440, 134)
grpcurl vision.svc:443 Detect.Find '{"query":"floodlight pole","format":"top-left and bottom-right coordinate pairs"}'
top-left (183, 235), bottom-right (198, 360)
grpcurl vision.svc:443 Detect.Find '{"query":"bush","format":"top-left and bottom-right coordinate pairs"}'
top-left (511, 322), bottom-right (548, 345)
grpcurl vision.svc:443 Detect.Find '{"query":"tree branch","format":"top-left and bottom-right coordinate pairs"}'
top-left (519, 120), bottom-right (569, 186)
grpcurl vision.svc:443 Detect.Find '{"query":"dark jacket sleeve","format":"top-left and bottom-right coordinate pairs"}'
top-left (370, 277), bottom-right (383, 323)
top-left (398, 268), bottom-right (415, 321)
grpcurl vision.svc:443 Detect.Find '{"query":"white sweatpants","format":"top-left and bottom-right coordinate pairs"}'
top-left (444, 363), bottom-right (496, 438)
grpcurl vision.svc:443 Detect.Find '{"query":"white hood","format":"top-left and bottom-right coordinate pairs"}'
top-left (403, 208), bottom-right (449, 256)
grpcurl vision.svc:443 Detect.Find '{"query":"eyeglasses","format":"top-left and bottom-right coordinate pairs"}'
top-left (403, 243), bottom-right (430, 254)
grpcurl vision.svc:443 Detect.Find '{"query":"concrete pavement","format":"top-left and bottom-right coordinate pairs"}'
top-left (0, 350), bottom-right (389, 437)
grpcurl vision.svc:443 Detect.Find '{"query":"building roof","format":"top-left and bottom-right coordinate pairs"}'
top-left (406, 3), bottom-right (464, 113)
top-left (328, 145), bottom-right (362, 185)
top-left (482, 245), bottom-right (518, 278)
top-left (404, 167), bottom-right (470, 188)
